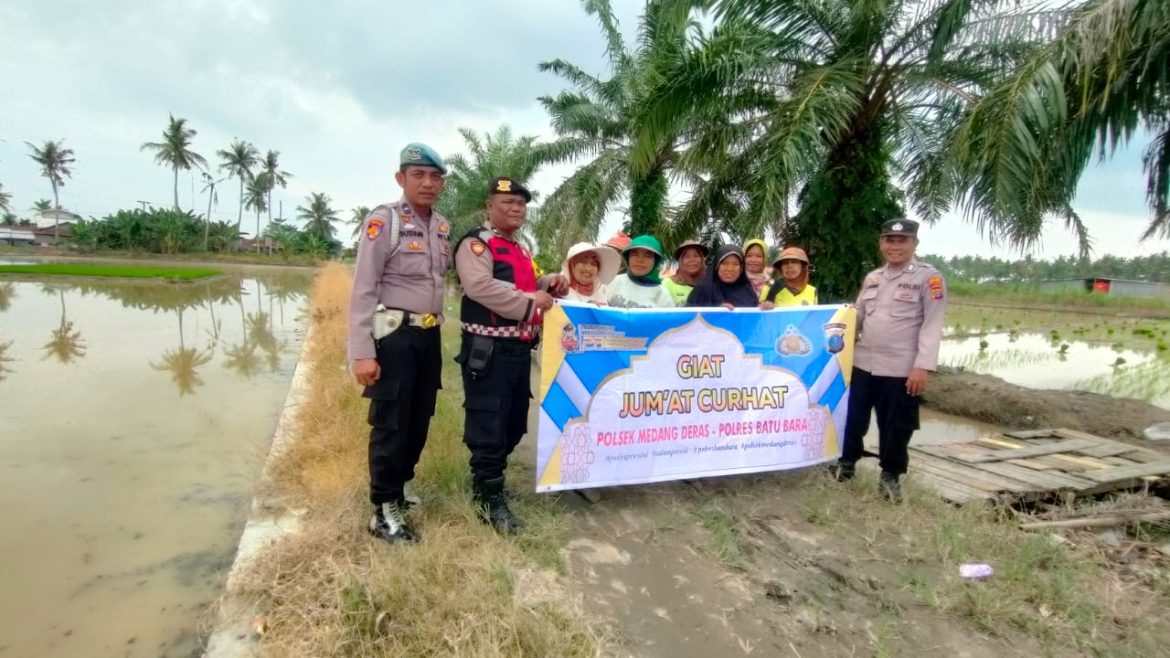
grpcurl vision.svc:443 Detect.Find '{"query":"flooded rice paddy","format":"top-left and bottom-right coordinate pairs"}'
top-left (940, 315), bottom-right (1170, 411)
top-left (0, 264), bottom-right (310, 657)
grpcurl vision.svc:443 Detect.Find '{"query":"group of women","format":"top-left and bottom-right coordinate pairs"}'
top-left (558, 232), bottom-right (818, 311)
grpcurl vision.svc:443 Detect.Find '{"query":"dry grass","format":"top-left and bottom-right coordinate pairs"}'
top-left (799, 470), bottom-right (1170, 656)
top-left (232, 263), bottom-right (610, 657)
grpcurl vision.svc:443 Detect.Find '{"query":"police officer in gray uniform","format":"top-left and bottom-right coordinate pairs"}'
top-left (348, 142), bottom-right (452, 543)
top-left (834, 218), bottom-right (947, 501)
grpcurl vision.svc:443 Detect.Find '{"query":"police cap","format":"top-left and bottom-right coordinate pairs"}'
top-left (488, 176), bottom-right (532, 202)
top-left (399, 142), bottom-right (447, 175)
top-left (880, 218), bottom-right (919, 237)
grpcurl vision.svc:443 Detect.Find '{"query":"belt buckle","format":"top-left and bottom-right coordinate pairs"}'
top-left (420, 313), bottom-right (437, 329)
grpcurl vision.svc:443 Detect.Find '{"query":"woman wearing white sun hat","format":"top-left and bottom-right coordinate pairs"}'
top-left (560, 242), bottom-right (621, 305)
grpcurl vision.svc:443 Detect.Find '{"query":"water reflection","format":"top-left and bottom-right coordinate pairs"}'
top-left (151, 308), bottom-right (215, 396)
top-left (941, 332), bottom-right (1167, 410)
top-left (0, 281), bottom-right (14, 311)
top-left (41, 286), bottom-right (87, 364)
top-left (0, 340), bottom-right (13, 381)
top-left (1075, 357), bottom-right (1170, 408)
top-left (0, 265), bottom-right (311, 658)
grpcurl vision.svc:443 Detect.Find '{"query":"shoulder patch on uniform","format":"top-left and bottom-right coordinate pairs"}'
top-left (927, 276), bottom-right (944, 299)
top-left (366, 218), bottom-right (385, 240)
top-left (470, 241), bottom-right (487, 256)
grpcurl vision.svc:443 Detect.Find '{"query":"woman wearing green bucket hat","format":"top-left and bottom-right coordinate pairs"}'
top-left (606, 235), bottom-right (675, 308)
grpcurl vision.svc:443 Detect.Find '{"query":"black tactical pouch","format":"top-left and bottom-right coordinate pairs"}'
top-left (466, 334), bottom-right (494, 380)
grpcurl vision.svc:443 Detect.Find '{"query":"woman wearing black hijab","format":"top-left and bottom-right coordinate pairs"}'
top-left (685, 244), bottom-right (759, 309)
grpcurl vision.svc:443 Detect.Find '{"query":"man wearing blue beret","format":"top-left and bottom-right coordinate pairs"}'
top-left (348, 142), bottom-right (452, 543)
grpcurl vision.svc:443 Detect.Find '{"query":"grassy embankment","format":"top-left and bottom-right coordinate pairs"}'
top-left (0, 263), bottom-right (220, 280)
top-left (235, 263), bottom-right (1169, 656)
top-left (232, 263), bottom-right (609, 657)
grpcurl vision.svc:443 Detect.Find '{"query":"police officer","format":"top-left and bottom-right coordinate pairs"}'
top-left (834, 219), bottom-right (947, 501)
top-left (454, 177), bottom-right (568, 534)
top-left (348, 142), bottom-right (452, 544)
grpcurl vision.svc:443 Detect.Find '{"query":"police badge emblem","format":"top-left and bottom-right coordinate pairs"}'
top-left (823, 322), bottom-right (847, 354)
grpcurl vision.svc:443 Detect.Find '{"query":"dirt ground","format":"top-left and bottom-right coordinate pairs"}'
top-left (510, 355), bottom-right (1170, 657)
top-left (925, 367), bottom-right (1170, 444)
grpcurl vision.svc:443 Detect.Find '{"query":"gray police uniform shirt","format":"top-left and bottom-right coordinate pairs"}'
top-left (347, 199), bottom-right (451, 361)
top-left (853, 260), bottom-right (947, 378)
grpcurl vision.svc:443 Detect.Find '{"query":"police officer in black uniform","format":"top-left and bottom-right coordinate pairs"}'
top-left (453, 177), bottom-right (567, 533)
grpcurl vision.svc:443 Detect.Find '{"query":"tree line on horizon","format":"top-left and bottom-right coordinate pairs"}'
top-left (920, 252), bottom-right (1170, 285)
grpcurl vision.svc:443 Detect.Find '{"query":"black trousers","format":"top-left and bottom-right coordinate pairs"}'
top-left (840, 367), bottom-right (920, 475)
top-left (363, 325), bottom-right (442, 504)
top-left (457, 333), bottom-right (533, 482)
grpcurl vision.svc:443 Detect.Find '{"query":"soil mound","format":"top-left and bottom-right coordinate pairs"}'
top-left (925, 367), bottom-right (1170, 442)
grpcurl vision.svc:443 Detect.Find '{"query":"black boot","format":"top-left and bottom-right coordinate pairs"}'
top-left (368, 500), bottom-right (418, 544)
top-left (830, 461), bottom-right (855, 482)
top-left (879, 472), bottom-right (902, 503)
top-left (474, 476), bottom-right (523, 535)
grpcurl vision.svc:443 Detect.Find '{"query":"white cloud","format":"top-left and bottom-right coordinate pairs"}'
top-left (0, 0), bottom-right (1164, 255)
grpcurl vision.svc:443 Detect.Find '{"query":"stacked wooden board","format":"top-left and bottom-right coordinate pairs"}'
top-left (905, 429), bottom-right (1170, 503)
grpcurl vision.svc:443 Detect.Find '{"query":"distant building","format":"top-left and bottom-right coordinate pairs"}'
top-left (32, 222), bottom-right (75, 246)
top-left (34, 207), bottom-right (83, 229)
top-left (1039, 277), bottom-right (1170, 300)
top-left (0, 226), bottom-right (37, 246)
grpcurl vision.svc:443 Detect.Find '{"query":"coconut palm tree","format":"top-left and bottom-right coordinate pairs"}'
top-left (32, 199), bottom-right (52, 214)
top-left (244, 174), bottom-right (268, 240)
top-left (297, 192), bottom-right (339, 242)
top-left (140, 114), bottom-right (208, 211)
top-left (0, 183), bottom-right (11, 215)
top-left (533, 0), bottom-right (694, 248)
top-left (216, 139), bottom-right (260, 231)
top-left (635, 0), bottom-right (1076, 298)
top-left (259, 150), bottom-right (291, 229)
top-left (349, 205), bottom-right (372, 239)
top-left (26, 140), bottom-right (75, 242)
top-left (200, 172), bottom-right (226, 251)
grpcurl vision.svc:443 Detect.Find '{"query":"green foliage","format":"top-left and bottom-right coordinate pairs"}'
top-left (794, 125), bottom-right (902, 300)
top-left (921, 252), bottom-right (1170, 284)
top-left (437, 126), bottom-right (543, 243)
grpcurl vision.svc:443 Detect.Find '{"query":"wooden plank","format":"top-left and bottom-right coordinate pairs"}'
top-left (1047, 453), bottom-right (1116, 471)
top-left (1004, 429), bottom-right (1062, 439)
top-left (975, 436), bottom-right (1026, 449)
top-left (978, 462), bottom-right (1098, 491)
top-left (1079, 443), bottom-right (1146, 458)
top-left (911, 471), bottom-right (990, 504)
top-left (913, 455), bottom-right (1037, 493)
top-left (1007, 458), bottom-right (1056, 471)
top-left (1052, 428), bottom-right (1107, 442)
top-left (954, 438), bottom-right (1098, 463)
top-left (1079, 462), bottom-right (1170, 483)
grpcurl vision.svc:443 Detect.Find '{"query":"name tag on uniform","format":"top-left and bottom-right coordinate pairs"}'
top-left (894, 289), bottom-right (916, 302)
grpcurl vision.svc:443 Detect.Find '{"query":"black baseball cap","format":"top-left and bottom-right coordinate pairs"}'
top-left (488, 176), bottom-right (532, 202)
top-left (880, 218), bottom-right (919, 237)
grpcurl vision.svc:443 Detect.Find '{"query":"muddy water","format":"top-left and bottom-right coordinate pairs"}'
top-left (0, 267), bottom-right (310, 658)
top-left (940, 332), bottom-right (1170, 409)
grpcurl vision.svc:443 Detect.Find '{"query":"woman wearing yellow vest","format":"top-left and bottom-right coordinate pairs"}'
top-left (759, 247), bottom-right (818, 307)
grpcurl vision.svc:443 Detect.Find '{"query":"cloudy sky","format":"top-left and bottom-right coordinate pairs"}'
top-left (0, 0), bottom-right (1164, 258)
